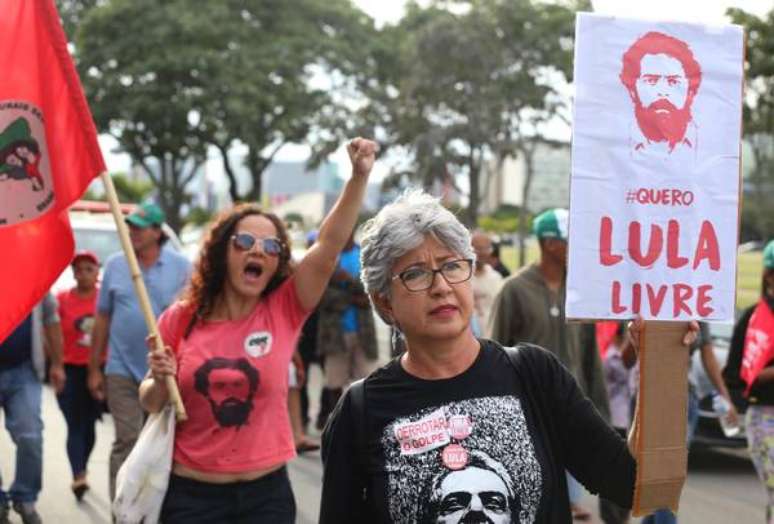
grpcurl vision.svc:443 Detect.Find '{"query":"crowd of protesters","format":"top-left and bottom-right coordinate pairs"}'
top-left (1, 138), bottom-right (773, 523)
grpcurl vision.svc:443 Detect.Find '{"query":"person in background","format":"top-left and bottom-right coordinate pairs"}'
top-left (87, 202), bottom-right (192, 500)
top-left (490, 238), bottom-right (511, 279)
top-left (724, 240), bottom-right (774, 524)
top-left (55, 251), bottom-right (104, 500)
top-left (601, 322), bottom-right (634, 524)
top-left (0, 293), bottom-right (64, 524)
top-left (288, 349), bottom-right (319, 452)
top-left (315, 232), bottom-right (378, 431)
top-left (285, 232), bottom-right (321, 453)
top-left (470, 231), bottom-right (504, 338)
top-left (489, 208), bottom-right (609, 521)
top-left (296, 230), bottom-right (321, 433)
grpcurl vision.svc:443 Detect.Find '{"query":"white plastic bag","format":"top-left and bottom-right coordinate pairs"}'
top-left (113, 404), bottom-right (175, 524)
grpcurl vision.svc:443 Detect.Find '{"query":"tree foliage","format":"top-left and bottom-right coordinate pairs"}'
top-left (367, 0), bottom-right (579, 231)
top-left (728, 7), bottom-right (774, 242)
top-left (75, 0), bottom-right (214, 232)
top-left (195, 0), bottom-right (376, 203)
top-left (67, 0), bottom-right (587, 235)
top-left (73, 0), bottom-right (376, 225)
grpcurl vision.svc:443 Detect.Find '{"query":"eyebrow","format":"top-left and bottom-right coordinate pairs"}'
top-left (400, 254), bottom-right (458, 271)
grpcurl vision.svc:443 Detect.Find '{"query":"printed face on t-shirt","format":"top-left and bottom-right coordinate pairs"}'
top-left (434, 466), bottom-right (512, 524)
top-left (382, 397), bottom-right (539, 523)
top-left (208, 368), bottom-right (250, 403)
top-left (193, 357), bottom-right (260, 429)
top-left (74, 314), bottom-right (95, 347)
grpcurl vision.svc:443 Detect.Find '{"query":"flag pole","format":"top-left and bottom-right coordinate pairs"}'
top-left (100, 172), bottom-right (188, 421)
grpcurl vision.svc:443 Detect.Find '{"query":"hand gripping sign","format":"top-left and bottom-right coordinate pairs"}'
top-left (567, 13), bottom-right (743, 515)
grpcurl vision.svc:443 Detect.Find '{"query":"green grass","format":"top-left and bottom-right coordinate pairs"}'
top-left (737, 250), bottom-right (763, 311)
top-left (500, 244), bottom-right (764, 313)
top-left (500, 244), bottom-right (539, 273)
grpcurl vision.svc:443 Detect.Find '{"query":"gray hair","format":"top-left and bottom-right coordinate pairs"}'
top-left (359, 189), bottom-right (475, 298)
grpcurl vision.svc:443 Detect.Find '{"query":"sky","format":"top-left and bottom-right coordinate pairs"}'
top-left (353, 0), bottom-right (772, 25)
top-left (100, 0), bottom-right (772, 183)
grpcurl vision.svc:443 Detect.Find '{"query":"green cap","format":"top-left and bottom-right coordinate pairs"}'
top-left (0, 117), bottom-right (33, 151)
top-left (126, 202), bottom-right (165, 228)
top-left (533, 208), bottom-right (569, 240)
top-left (764, 240), bottom-right (774, 269)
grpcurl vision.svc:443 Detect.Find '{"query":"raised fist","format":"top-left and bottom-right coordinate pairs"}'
top-left (347, 137), bottom-right (378, 178)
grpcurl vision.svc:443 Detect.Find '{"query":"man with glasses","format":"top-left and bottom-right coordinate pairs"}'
top-left (490, 208), bottom-right (610, 521)
top-left (87, 202), bottom-right (191, 500)
top-left (315, 233), bottom-right (378, 431)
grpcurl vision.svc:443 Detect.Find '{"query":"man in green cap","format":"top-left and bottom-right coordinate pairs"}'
top-left (490, 208), bottom-right (609, 520)
top-left (87, 201), bottom-right (191, 500)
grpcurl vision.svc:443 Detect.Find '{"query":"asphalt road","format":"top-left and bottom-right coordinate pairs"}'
top-left (0, 375), bottom-right (767, 524)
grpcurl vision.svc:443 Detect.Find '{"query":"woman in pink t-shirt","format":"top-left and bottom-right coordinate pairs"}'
top-left (140, 138), bottom-right (377, 523)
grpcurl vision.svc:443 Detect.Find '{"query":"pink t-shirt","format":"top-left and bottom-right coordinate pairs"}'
top-left (158, 278), bottom-right (309, 473)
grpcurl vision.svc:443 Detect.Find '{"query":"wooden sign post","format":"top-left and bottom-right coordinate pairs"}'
top-left (631, 322), bottom-right (690, 514)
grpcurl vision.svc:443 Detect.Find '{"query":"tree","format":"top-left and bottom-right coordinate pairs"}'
top-left (370, 0), bottom-right (579, 235)
top-left (728, 8), bottom-right (774, 241)
top-left (197, 0), bottom-right (377, 203)
top-left (76, 0), bottom-right (213, 232)
top-left (55, 0), bottom-right (99, 38)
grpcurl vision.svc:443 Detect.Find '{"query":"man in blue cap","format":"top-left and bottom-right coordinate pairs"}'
top-left (87, 202), bottom-right (191, 500)
top-left (490, 208), bottom-right (610, 521)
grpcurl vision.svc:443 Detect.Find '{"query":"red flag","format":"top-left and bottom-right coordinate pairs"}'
top-left (596, 320), bottom-right (620, 360)
top-left (740, 299), bottom-right (774, 396)
top-left (0, 0), bottom-right (106, 341)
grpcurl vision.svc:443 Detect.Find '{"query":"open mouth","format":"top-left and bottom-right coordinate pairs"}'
top-left (243, 262), bottom-right (263, 282)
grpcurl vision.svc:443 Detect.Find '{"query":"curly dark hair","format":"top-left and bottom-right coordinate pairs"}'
top-left (181, 203), bottom-right (292, 337)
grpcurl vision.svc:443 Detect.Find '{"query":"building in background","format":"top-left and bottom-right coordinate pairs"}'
top-left (481, 142), bottom-right (571, 216)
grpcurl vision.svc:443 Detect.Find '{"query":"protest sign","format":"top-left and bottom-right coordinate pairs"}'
top-left (567, 14), bottom-right (744, 323)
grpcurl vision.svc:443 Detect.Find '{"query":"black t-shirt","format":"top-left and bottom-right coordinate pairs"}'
top-left (0, 314), bottom-right (32, 369)
top-left (320, 340), bottom-right (635, 523)
top-left (724, 301), bottom-right (774, 406)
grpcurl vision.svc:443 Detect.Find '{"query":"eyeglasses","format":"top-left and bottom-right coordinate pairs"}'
top-left (392, 258), bottom-right (473, 292)
top-left (231, 233), bottom-right (283, 256)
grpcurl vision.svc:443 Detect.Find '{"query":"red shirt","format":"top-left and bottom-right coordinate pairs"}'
top-left (158, 277), bottom-right (309, 474)
top-left (56, 287), bottom-right (99, 366)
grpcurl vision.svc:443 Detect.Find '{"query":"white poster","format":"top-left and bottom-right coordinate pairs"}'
top-left (566, 13), bottom-right (744, 322)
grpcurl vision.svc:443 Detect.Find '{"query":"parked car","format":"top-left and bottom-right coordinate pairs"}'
top-left (51, 200), bottom-right (184, 294)
top-left (690, 322), bottom-right (747, 449)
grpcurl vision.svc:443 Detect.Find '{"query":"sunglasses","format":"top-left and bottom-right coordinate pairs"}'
top-left (230, 233), bottom-right (283, 256)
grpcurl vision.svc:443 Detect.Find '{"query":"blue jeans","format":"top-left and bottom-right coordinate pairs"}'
top-left (0, 362), bottom-right (43, 504)
top-left (56, 365), bottom-right (100, 478)
top-left (642, 388), bottom-right (700, 524)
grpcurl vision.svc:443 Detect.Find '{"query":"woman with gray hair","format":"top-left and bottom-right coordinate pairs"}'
top-left (319, 190), bottom-right (687, 523)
